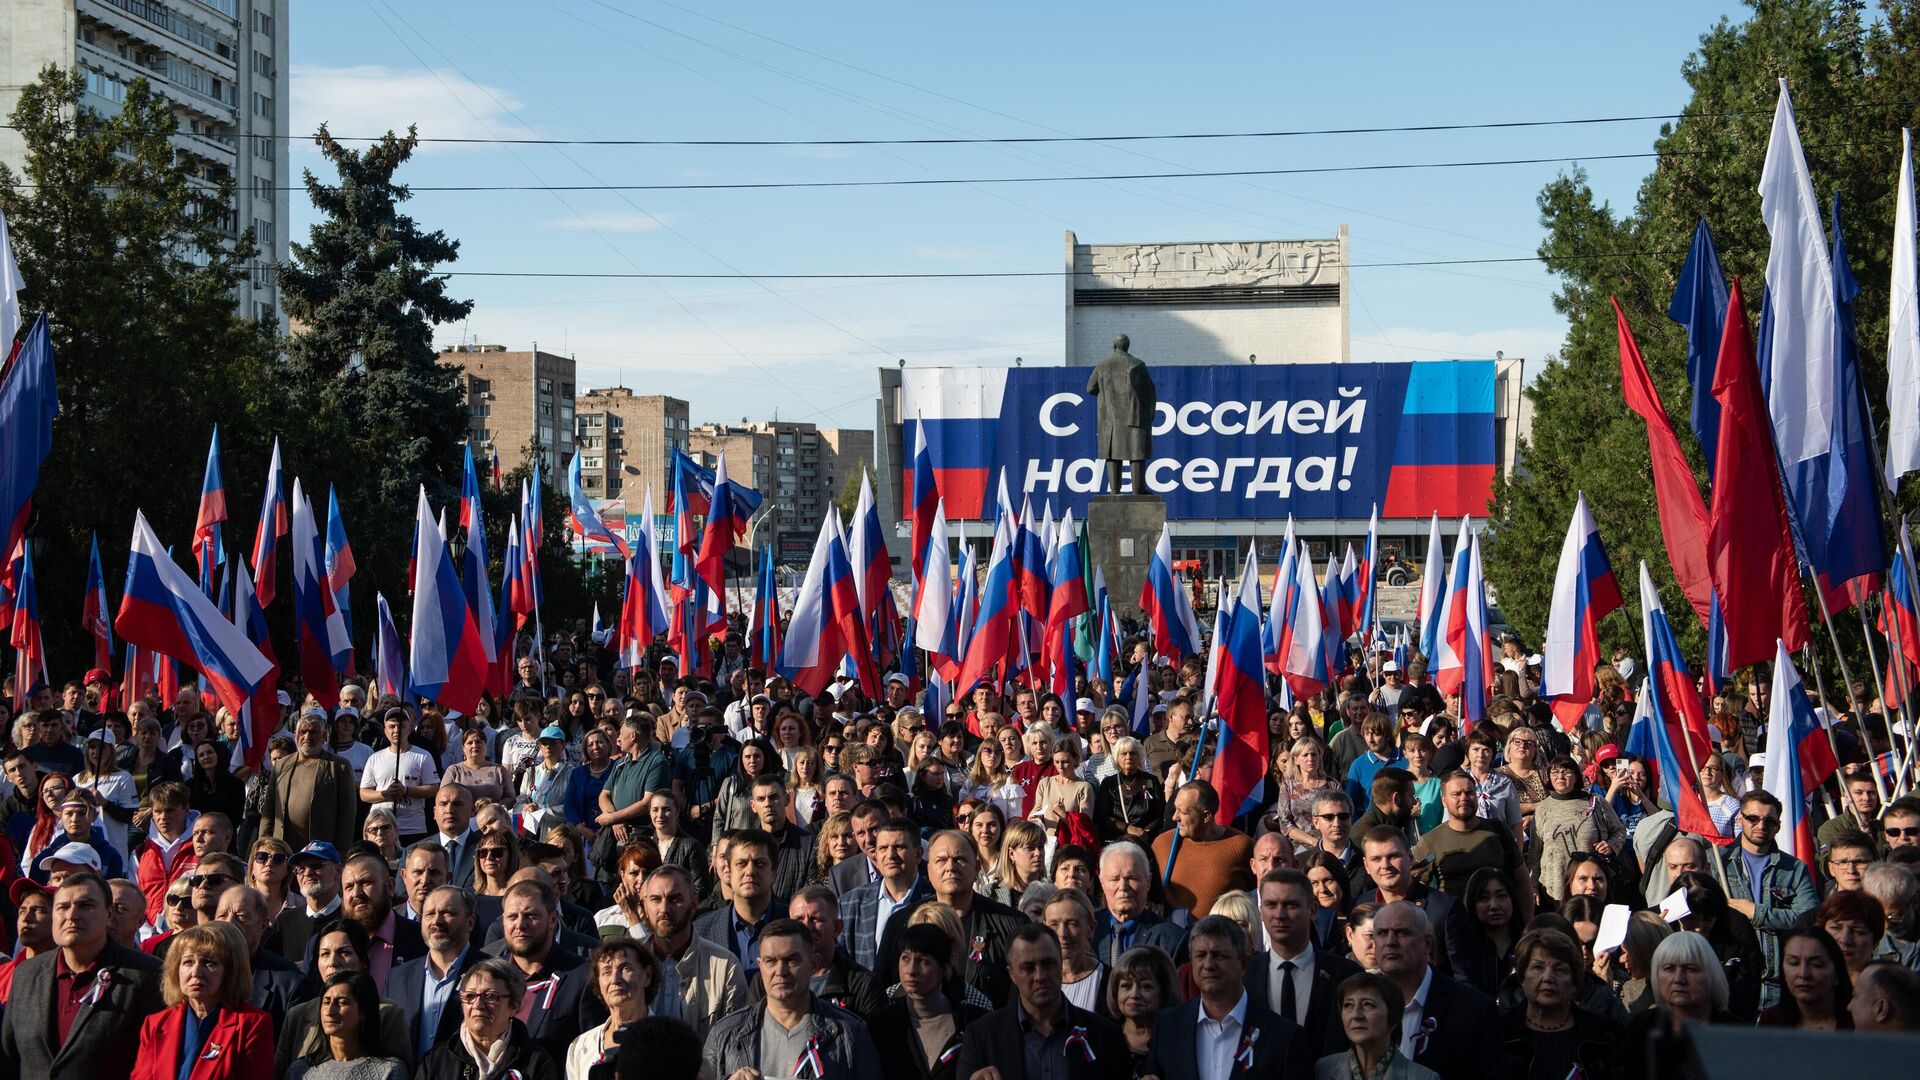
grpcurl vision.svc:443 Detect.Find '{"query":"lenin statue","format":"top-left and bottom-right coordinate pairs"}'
top-left (1085, 334), bottom-right (1157, 494)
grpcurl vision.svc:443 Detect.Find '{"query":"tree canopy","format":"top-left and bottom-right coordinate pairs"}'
top-left (1488, 0), bottom-right (1920, 670)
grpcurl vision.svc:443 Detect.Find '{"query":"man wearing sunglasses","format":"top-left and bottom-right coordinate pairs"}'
top-left (1885, 797), bottom-right (1920, 850)
top-left (1720, 789), bottom-right (1818, 1009)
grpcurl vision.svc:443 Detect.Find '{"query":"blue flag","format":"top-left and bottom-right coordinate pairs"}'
top-left (1667, 220), bottom-right (1729, 479)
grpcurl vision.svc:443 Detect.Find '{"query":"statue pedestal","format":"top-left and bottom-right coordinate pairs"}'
top-left (1085, 494), bottom-right (1167, 621)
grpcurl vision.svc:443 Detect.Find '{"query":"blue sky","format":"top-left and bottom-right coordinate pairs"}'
top-left (291, 1), bottom-right (1748, 429)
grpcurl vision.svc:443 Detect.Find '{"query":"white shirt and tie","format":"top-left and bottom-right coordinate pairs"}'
top-left (1398, 968), bottom-right (1435, 1058)
top-left (1196, 991), bottom-right (1249, 1080)
top-left (1268, 946), bottom-right (1315, 1024)
top-left (438, 823), bottom-right (476, 874)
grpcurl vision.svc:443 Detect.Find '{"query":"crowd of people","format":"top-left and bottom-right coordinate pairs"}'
top-left (0, 615), bottom-right (1918, 1080)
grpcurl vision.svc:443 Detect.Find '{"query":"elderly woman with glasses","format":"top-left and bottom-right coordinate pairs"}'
top-left (247, 836), bottom-right (298, 915)
top-left (417, 957), bottom-right (561, 1080)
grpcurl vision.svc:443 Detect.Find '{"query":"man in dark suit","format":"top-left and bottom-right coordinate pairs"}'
top-left (481, 877), bottom-right (606, 1063)
top-left (427, 782), bottom-right (479, 888)
top-left (954, 924), bottom-right (1127, 1080)
top-left (1151, 914), bottom-right (1314, 1080)
top-left (876, 831), bottom-right (1029, 1007)
top-left (691, 828), bottom-right (780, 978)
top-left (1094, 840), bottom-right (1186, 966)
top-left (1353, 826), bottom-right (1468, 976)
top-left (390, 884), bottom-right (483, 1054)
top-left (212, 884), bottom-right (304, 1031)
top-left (0, 872), bottom-right (164, 1080)
top-left (1247, 868), bottom-right (1360, 1060)
top-left (1337, 900), bottom-right (1503, 1080)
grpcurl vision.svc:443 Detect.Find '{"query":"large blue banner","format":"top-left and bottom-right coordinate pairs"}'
top-left (900, 361), bottom-right (1495, 521)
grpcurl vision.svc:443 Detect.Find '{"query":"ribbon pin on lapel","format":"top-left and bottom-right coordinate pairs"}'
top-left (200, 1042), bottom-right (223, 1062)
top-left (797, 1035), bottom-right (828, 1079)
top-left (1064, 1025), bottom-right (1097, 1063)
top-left (968, 934), bottom-right (986, 964)
top-left (78, 969), bottom-right (112, 1006)
top-left (528, 976), bottom-right (560, 1010)
top-left (1234, 1026), bottom-right (1261, 1069)
top-left (1413, 1016), bottom-right (1438, 1056)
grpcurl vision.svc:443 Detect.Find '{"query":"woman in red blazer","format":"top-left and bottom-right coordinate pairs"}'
top-left (132, 921), bottom-right (275, 1080)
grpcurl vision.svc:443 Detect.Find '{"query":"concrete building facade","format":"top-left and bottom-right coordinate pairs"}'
top-left (684, 420), bottom-right (874, 564)
top-left (1, 0), bottom-right (292, 326)
top-left (438, 345), bottom-right (577, 478)
top-left (574, 388), bottom-right (688, 506)
top-left (1064, 229), bottom-right (1349, 366)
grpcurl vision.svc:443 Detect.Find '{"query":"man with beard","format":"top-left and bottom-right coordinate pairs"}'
top-left (260, 710), bottom-right (358, 852)
top-left (481, 877), bottom-right (604, 1063)
top-left (213, 884), bottom-right (303, 1029)
top-left (340, 850), bottom-right (426, 993)
top-left (389, 884), bottom-right (482, 1055)
top-left (641, 864), bottom-right (747, 1042)
top-left (276, 841), bottom-right (343, 958)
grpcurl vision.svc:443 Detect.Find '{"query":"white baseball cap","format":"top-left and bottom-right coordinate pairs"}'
top-left (45, 842), bottom-right (103, 872)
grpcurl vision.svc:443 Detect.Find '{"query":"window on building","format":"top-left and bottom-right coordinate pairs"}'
top-left (539, 378), bottom-right (554, 395)
top-left (253, 92), bottom-right (273, 118)
top-left (252, 9), bottom-right (273, 34)
top-left (471, 402), bottom-right (490, 418)
top-left (583, 456), bottom-right (603, 470)
top-left (608, 477), bottom-right (622, 496)
top-left (470, 377), bottom-right (491, 396)
top-left (253, 136), bottom-right (274, 161)
top-left (253, 51), bottom-right (275, 77)
top-left (252, 219), bottom-right (270, 245)
top-left (560, 383), bottom-right (573, 398)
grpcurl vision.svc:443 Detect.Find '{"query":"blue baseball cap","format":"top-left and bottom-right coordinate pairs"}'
top-left (538, 724), bottom-right (568, 742)
top-left (292, 841), bottom-right (341, 866)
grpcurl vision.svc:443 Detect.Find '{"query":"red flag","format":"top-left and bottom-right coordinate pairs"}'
top-left (1708, 278), bottom-right (1810, 663)
top-left (1615, 298), bottom-right (1715, 629)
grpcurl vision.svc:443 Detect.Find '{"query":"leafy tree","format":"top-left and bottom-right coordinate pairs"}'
top-left (0, 68), bottom-right (281, 671)
top-left (278, 125), bottom-right (474, 608)
top-left (835, 468), bottom-right (866, 520)
top-left (1488, 0), bottom-right (1912, 681)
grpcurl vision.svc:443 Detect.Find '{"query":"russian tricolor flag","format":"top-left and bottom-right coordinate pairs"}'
top-left (1764, 639), bottom-right (1837, 863)
top-left (566, 450), bottom-right (629, 558)
top-left (408, 489), bottom-right (488, 716)
top-left (1880, 524), bottom-right (1920, 710)
top-left (226, 557), bottom-right (279, 769)
top-left (1139, 522), bottom-right (1201, 662)
top-left (9, 539), bottom-right (43, 712)
top-left (778, 511), bottom-right (849, 697)
top-left (324, 485), bottom-right (355, 673)
top-left (1356, 506), bottom-right (1379, 648)
top-left (115, 511), bottom-right (273, 723)
top-left (193, 424), bottom-right (227, 593)
top-left (1278, 535), bottom-right (1327, 701)
top-left (1262, 519), bottom-right (1296, 676)
top-left (375, 591), bottom-right (410, 704)
top-left (908, 416), bottom-right (940, 595)
top-left (955, 501), bottom-right (1018, 697)
top-left (250, 437), bottom-right (287, 607)
top-left (620, 487), bottom-right (670, 674)
top-left (912, 497), bottom-right (954, 665)
top-left (1042, 508), bottom-right (1089, 696)
top-left (1543, 494), bottom-right (1622, 730)
top-left (825, 509), bottom-right (880, 698)
top-left (1212, 546), bottom-right (1269, 826)
top-left (695, 452), bottom-right (753, 595)
top-left (749, 543), bottom-right (782, 669)
top-left (1624, 562), bottom-right (1721, 841)
top-left (847, 471), bottom-right (896, 666)
top-left (83, 533), bottom-right (112, 670)
top-left (290, 480), bottom-right (351, 707)
top-left (1434, 517), bottom-right (1492, 726)
top-left (1416, 512), bottom-right (1446, 664)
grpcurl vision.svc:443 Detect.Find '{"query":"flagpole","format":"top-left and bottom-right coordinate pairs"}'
top-left (1797, 645), bottom-right (1846, 819)
top-left (1811, 583), bottom-right (1878, 801)
top-left (1855, 602), bottom-right (1897, 805)
top-left (1882, 587), bottom-right (1919, 799)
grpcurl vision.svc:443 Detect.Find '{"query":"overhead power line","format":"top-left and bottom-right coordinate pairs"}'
top-left (261, 151), bottom-right (1683, 193)
top-left (239, 247), bottom-right (1692, 280)
top-left (9, 98), bottom-right (1910, 145)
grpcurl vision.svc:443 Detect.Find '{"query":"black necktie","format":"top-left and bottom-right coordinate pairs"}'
top-left (1279, 960), bottom-right (1298, 1023)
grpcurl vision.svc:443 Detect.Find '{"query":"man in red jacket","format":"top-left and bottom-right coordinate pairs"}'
top-left (131, 782), bottom-right (197, 922)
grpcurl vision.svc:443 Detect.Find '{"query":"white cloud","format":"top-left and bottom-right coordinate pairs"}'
top-left (1350, 325), bottom-right (1565, 368)
top-left (290, 65), bottom-right (532, 151)
top-left (545, 211), bottom-right (676, 233)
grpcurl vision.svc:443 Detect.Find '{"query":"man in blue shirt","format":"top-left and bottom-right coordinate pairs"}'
top-left (1719, 789), bottom-right (1818, 1009)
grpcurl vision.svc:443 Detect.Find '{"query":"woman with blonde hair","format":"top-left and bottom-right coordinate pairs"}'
top-left (1264, 736), bottom-right (1338, 850)
top-left (132, 920), bottom-right (273, 1080)
top-left (786, 745), bottom-right (827, 828)
top-left (361, 808), bottom-right (401, 875)
top-left (959, 737), bottom-right (1025, 822)
top-left (1698, 752), bottom-right (1741, 838)
top-left (810, 810), bottom-right (856, 887)
top-left (247, 836), bottom-right (297, 915)
top-left (471, 825), bottom-right (523, 898)
top-left (993, 820), bottom-right (1049, 907)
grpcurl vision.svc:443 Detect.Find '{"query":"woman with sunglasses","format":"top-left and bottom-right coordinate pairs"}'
top-left (469, 825), bottom-right (524, 930)
top-left (247, 836), bottom-right (298, 915)
top-left (959, 737), bottom-right (1024, 823)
